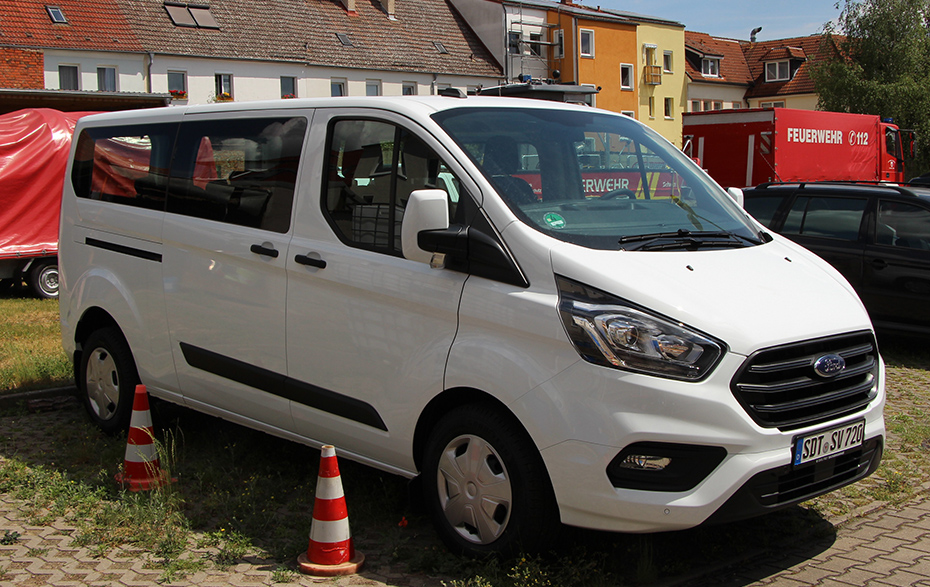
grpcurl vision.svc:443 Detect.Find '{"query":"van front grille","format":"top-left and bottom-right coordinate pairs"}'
top-left (731, 331), bottom-right (879, 431)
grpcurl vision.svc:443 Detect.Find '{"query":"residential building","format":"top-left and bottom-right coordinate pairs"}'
top-left (684, 31), bottom-right (751, 111)
top-left (0, 0), bottom-right (503, 112)
top-left (740, 35), bottom-right (838, 110)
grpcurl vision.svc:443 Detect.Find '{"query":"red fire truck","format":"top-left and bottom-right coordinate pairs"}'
top-left (682, 107), bottom-right (914, 188)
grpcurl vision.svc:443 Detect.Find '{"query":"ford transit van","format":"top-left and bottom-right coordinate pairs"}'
top-left (59, 96), bottom-right (884, 556)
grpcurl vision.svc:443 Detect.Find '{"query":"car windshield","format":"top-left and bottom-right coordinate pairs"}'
top-left (432, 106), bottom-right (762, 250)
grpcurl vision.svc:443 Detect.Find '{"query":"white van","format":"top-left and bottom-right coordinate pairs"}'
top-left (59, 96), bottom-right (884, 555)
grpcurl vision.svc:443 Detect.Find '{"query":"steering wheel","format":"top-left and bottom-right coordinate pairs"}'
top-left (600, 188), bottom-right (636, 200)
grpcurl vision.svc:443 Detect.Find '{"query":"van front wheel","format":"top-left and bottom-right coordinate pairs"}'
top-left (421, 403), bottom-right (556, 556)
top-left (80, 328), bottom-right (139, 434)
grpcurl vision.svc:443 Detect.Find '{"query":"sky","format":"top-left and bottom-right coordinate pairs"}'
top-left (589, 0), bottom-right (843, 41)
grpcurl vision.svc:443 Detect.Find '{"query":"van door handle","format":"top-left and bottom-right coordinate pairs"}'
top-left (295, 254), bottom-right (327, 269)
top-left (871, 258), bottom-right (888, 270)
top-left (250, 244), bottom-right (279, 258)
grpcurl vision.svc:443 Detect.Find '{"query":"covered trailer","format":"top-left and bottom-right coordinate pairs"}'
top-left (0, 109), bottom-right (94, 298)
top-left (682, 107), bottom-right (912, 188)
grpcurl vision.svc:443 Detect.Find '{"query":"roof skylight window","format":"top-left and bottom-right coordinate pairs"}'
top-left (336, 33), bottom-right (353, 47)
top-left (46, 6), bottom-right (67, 24)
top-left (433, 41), bottom-right (448, 54)
top-left (164, 2), bottom-right (219, 29)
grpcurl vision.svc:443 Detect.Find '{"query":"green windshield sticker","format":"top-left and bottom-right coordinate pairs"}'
top-left (543, 212), bottom-right (566, 229)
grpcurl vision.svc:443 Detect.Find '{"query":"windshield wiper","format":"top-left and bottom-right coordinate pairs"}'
top-left (618, 229), bottom-right (763, 251)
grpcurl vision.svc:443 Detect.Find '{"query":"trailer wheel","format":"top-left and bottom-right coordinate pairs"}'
top-left (28, 261), bottom-right (59, 299)
top-left (80, 327), bottom-right (139, 434)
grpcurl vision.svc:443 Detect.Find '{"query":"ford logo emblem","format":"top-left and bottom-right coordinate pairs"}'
top-left (814, 354), bottom-right (846, 378)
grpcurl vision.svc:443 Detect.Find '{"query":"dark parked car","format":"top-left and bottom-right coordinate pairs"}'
top-left (743, 182), bottom-right (930, 336)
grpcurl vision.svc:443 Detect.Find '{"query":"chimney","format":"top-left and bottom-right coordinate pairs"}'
top-left (381, 0), bottom-right (395, 19)
top-left (340, 0), bottom-right (358, 16)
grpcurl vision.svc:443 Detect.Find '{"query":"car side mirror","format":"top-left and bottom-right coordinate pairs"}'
top-left (727, 187), bottom-right (745, 208)
top-left (402, 189), bottom-right (450, 264)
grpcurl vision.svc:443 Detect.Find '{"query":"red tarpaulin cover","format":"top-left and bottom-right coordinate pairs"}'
top-left (0, 109), bottom-right (97, 259)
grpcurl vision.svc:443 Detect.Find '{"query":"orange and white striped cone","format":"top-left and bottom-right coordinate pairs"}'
top-left (298, 445), bottom-right (365, 576)
top-left (114, 384), bottom-right (174, 492)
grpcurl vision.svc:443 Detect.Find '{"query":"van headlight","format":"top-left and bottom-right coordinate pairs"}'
top-left (557, 276), bottom-right (724, 381)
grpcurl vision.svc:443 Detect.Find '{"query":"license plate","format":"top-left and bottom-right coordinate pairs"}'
top-left (793, 419), bottom-right (865, 466)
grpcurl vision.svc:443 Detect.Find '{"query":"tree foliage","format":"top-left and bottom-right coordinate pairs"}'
top-left (812, 0), bottom-right (930, 177)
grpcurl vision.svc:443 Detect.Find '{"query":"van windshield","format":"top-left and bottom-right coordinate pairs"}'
top-left (432, 107), bottom-right (763, 250)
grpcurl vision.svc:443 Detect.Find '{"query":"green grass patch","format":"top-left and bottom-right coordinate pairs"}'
top-left (0, 295), bottom-right (72, 393)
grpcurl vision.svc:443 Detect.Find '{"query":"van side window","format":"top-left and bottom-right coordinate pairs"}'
top-left (877, 200), bottom-right (930, 249)
top-left (166, 117), bottom-right (307, 233)
top-left (783, 196), bottom-right (867, 241)
top-left (324, 119), bottom-right (461, 254)
top-left (71, 124), bottom-right (179, 210)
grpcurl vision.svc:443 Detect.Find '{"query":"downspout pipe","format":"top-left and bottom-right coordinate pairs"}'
top-left (146, 52), bottom-right (154, 94)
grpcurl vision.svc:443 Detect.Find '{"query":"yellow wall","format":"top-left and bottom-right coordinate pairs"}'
top-left (750, 93), bottom-right (819, 110)
top-left (548, 13), bottom-right (576, 87)
top-left (636, 22), bottom-right (686, 147)
top-left (575, 19), bottom-right (638, 115)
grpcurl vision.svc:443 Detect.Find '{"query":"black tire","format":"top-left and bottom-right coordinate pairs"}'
top-left (28, 261), bottom-right (59, 299)
top-left (421, 403), bottom-right (558, 556)
top-left (80, 327), bottom-right (139, 434)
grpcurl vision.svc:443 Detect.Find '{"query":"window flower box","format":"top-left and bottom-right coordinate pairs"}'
top-left (169, 89), bottom-right (188, 100)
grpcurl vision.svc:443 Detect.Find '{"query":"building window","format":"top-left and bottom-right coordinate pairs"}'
top-left (553, 29), bottom-right (564, 59)
top-left (215, 73), bottom-right (233, 100)
top-left (46, 6), bottom-right (67, 23)
top-left (731, 102), bottom-right (742, 109)
top-left (280, 76), bottom-right (297, 98)
top-left (433, 41), bottom-right (448, 54)
top-left (620, 64), bottom-right (634, 91)
top-left (168, 71), bottom-right (187, 99)
top-left (366, 80), bottom-right (381, 96)
top-left (164, 3), bottom-right (220, 28)
top-left (648, 96), bottom-right (655, 118)
top-left (402, 82), bottom-right (417, 95)
top-left (508, 31), bottom-right (521, 55)
top-left (691, 100), bottom-right (701, 112)
top-left (621, 111), bottom-right (636, 118)
top-left (59, 65), bottom-right (79, 90)
top-left (765, 60), bottom-right (790, 82)
top-left (663, 51), bottom-right (673, 73)
top-left (580, 29), bottom-right (594, 58)
top-left (331, 79), bottom-right (347, 96)
top-left (664, 97), bottom-right (674, 119)
top-left (702, 58), bottom-right (720, 77)
top-left (761, 101), bottom-right (785, 108)
top-left (529, 32), bottom-right (542, 57)
top-left (97, 67), bottom-right (116, 91)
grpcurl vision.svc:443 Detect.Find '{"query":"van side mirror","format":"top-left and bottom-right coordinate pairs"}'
top-left (726, 187), bottom-right (744, 208)
top-left (402, 189), bottom-right (450, 263)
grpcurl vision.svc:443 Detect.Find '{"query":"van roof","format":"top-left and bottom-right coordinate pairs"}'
top-left (76, 95), bottom-right (600, 126)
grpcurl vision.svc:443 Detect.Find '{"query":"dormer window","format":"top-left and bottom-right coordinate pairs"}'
top-left (46, 6), bottom-right (67, 23)
top-left (701, 58), bottom-right (720, 77)
top-left (765, 60), bottom-right (790, 82)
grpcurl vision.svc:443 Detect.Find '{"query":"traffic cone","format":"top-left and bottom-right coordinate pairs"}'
top-left (298, 445), bottom-right (365, 576)
top-left (114, 384), bottom-right (174, 492)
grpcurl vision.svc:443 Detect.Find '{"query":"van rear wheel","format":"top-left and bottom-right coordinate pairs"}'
top-left (421, 403), bottom-right (556, 556)
top-left (80, 327), bottom-right (139, 434)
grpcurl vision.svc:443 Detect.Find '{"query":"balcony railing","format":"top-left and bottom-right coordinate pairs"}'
top-left (644, 65), bottom-right (662, 85)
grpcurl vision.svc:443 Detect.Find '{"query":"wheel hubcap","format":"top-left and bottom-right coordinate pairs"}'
top-left (39, 267), bottom-right (58, 296)
top-left (436, 434), bottom-right (512, 545)
top-left (85, 348), bottom-right (119, 421)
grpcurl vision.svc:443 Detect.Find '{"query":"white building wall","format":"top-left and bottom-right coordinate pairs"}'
top-left (687, 83), bottom-right (746, 110)
top-left (504, 6), bottom-right (549, 82)
top-left (43, 50), bottom-right (499, 105)
top-left (44, 50), bottom-right (145, 92)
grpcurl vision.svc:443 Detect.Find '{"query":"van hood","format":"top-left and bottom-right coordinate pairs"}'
top-left (549, 237), bottom-right (873, 355)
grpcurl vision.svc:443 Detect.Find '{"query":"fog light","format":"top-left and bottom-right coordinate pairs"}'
top-left (607, 442), bottom-right (727, 492)
top-left (619, 454), bottom-right (672, 470)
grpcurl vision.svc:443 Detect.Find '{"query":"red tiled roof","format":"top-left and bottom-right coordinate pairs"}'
top-left (742, 35), bottom-right (838, 99)
top-left (0, 0), bottom-right (143, 52)
top-left (684, 31), bottom-right (751, 86)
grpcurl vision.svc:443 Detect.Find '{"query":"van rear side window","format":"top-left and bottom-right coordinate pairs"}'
top-left (166, 117), bottom-right (307, 233)
top-left (71, 123), bottom-right (179, 210)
